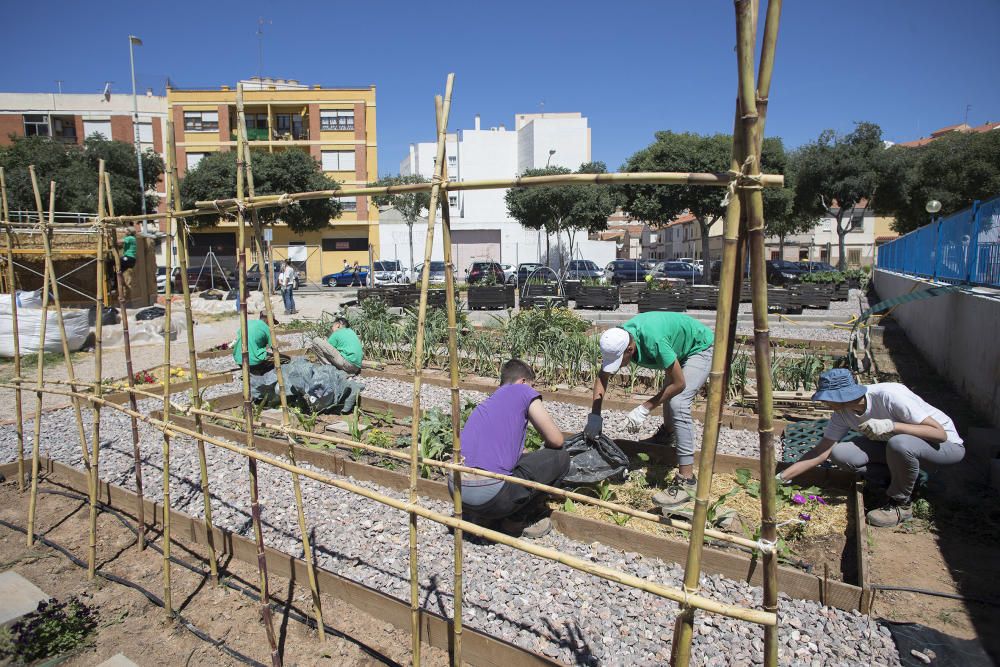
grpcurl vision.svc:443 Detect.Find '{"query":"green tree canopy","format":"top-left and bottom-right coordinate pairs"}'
top-left (875, 130), bottom-right (1000, 233)
top-left (505, 162), bottom-right (619, 267)
top-left (792, 122), bottom-right (883, 268)
top-left (180, 148), bottom-right (340, 233)
top-left (766, 150), bottom-right (819, 255)
top-left (370, 174), bottom-right (432, 272)
top-left (0, 135), bottom-right (163, 215)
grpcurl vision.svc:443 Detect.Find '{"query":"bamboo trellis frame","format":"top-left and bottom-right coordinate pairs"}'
top-left (5, 3), bottom-right (793, 661)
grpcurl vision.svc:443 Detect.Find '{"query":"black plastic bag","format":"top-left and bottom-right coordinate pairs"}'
top-left (135, 306), bottom-right (165, 320)
top-left (562, 432), bottom-right (629, 485)
top-left (101, 307), bottom-right (119, 325)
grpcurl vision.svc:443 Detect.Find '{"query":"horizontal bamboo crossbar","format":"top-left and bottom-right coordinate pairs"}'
top-left (3, 379), bottom-right (776, 626)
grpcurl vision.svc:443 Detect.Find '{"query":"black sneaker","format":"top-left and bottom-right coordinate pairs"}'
top-left (641, 423), bottom-right (676, 446)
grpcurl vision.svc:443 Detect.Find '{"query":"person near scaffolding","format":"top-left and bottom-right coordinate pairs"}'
top-left (108, 228), bottom-right (138, 294)
top-left (278, 261), bottom-right (297, 315)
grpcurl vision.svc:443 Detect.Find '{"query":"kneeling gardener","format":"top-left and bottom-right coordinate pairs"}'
top-left (452, 359), bottom-right (568, 538)
top-left (779, 369), bottom-right (965, 527)
top-left (586, 312), bottom-right (714, 510)
top-left (309, 316), bottom-right (363, 375)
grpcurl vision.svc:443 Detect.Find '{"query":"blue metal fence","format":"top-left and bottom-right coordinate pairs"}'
top-left (877, 195), bottom-right (1000, 288)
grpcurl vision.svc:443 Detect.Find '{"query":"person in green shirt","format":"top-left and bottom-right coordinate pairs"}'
top-left (233, 313), bottom-right (274, 375)
top-left (586, 312), bottom-right (714, 509)
top-left (308, 316), bottom-right (362, 375)
top-left (121, 229), bottom-right (137, 269)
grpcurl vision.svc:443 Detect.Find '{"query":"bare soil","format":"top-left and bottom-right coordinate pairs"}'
top-left (0, 478), bottom-right (445, 667)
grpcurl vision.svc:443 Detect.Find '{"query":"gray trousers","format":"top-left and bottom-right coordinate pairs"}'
top-left (830, 434), bottom-right (965, 502)
top-left (309, 337), bottom-right (361, 375)
top-left (660, 347), bottom-right (713, 466)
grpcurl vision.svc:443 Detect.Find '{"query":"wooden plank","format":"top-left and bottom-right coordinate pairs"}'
top-left (1, 458), bottom-right (557, 667)
top-left (101, 371), bottom-right (232, 405)
top-left (855, 480), bottom-right (874, 613)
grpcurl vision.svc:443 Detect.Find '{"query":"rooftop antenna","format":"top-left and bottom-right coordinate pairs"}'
top-left (55, 80), bottom-right (63, 94)
top-left (257, 17), bottom-right (272, 83)
top-left (964, 104), bottom-right (972, 126)
top-left (540, 100), bottom-right (545, 117)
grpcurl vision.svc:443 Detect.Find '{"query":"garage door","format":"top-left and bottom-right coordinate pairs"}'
top-left (451, 229), bottom-right (501, 275)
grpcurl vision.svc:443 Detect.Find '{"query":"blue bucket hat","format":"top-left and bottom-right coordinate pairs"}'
top-left (812, 368), bottom-right (867, 403)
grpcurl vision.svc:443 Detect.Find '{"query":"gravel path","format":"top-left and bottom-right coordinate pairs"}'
top-left (0, 399), bottom-right (898, 666)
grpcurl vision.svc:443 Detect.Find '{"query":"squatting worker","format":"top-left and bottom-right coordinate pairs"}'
top-left (779, 369), bottom-right (964, 527)
top-left (121, 229), bottom-right (138, 271)
top-left (452, 359), bottom-right (568, 539)
top-left (586, 312), bottom-right (714, 511)
top-left (308, 316), bottom-right (363, 375)
top-left (233, 312), bottom-right (275, 375)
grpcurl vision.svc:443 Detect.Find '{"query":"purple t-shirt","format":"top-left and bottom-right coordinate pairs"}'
top-left (460, 383), bottom-right (541, 475)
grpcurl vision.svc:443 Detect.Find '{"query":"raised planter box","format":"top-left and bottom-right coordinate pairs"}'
top-left (766, 287), bottom-right (803, 315)
top-left (393, 288), bottom-right (446, 309)
top-left (574, 285), bottom-right (620, 310)
top-left (618, 282), bottom-right (647, 304)
top-left (832, 282), bottom-right (850, 301)
top-left (520, 295), bottom-right (568, 310)
top-left (792, 284), bottom-right (832, 309)
top-left (467, 284), bottom-right (515, 310)
top-left (637, 287), bottom-right (690, 313)
top-left (562, 280), bottom-right (581, 300)
top-left (688, 285), bottom-right (720, 310)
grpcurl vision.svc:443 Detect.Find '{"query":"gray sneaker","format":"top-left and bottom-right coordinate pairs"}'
top-left (866, 500), bottom-right (912, 528)
top-left (501, 516), bottom-right (552, 539)
top-left (652, 475), bottom-right (697, 509)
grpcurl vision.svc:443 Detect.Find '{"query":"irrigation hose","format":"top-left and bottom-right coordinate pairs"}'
top-left (0, 515), bottom-right (264, 667)
top-left (32, 487), bottom-right (400, 667)
top-left (868, 584), bottom-right (1000, 609)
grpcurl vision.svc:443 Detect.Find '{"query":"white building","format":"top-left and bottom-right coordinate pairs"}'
top-left (766, 206), bottom-right (879, 267)
top-left (386, 112), bottom-right (614, 273)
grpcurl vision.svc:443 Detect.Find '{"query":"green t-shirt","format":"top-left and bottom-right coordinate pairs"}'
top-left (122, 235), bottom-right (137, 259)
top-left (621, 312), bottom-right (714, 369)
top-left (327, 327), bottom-right (363, 366)
top-left (233, 319), bottom-right (271, 366)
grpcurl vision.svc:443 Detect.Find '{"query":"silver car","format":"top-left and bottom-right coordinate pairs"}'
top-left (372, 260), bottom-right (409, 285)
top-left (411, 261), bottom-right (453, 283)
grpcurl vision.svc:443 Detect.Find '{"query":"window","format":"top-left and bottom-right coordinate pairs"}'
top-left (849, 211), bottom-right (865, 233)
top-left (275, 114), bottom-right (304, 139)
top-left (447, 155), bottom-right (457, 166)
top-left (24, 114), bottom-right (49, 137)
top-left (183, 111), bottom-right (219, 132)
top-left (137, 121), bottom-right (153, 145)
top-left (186, 152), bottom-right (208, 170)
top-left (339, 196), bottom-right (357, 212)
top-left (321, 237), bottom-right (368, 252)
top-left (847, 248), bottom-right (862, 266)
top-left (449, 194), bottom-right (458, 208)
top-left (770, 250), bottom-right (780, 260)
top-left (245, 113), bottom-right (268, 130)
top-left (51, 117), bottom-right (76, 141)
top-left (821, 218), bottom-right (832, 232)
top-left (321, 150), bottom-right (355, 171)
top-left (83, 120), bottom-right (111, 139)
top-left (320, 110), bottom-right (354, 131)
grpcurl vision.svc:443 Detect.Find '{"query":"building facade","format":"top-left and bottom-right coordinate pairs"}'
top-left (391, 112), bottom-right (613, 272)
top-left (167, 77), bottom-right (378, 281)
top-left (765, 207), bottom-right (878, 267)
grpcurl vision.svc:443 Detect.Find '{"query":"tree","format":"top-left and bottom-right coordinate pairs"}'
top-left (765, 150), bottom-right (819, 258)
top-left (369, 174), bottom-right (431, 274)
top-left (505, 162), bottom-right (619, 268)
top-left (0, 135), bottom-right (163, 215)
top-left (875, 130), bottom-right (1000, 233)
top-left (180, 148), bottom-right (340, 233)
top-left (792, 122), bottom-right (883, 269)
top-left (618, 131), bottom-right (787, 282)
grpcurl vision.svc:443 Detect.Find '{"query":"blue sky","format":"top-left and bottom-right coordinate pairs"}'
top-left (3, 0), bottom-right (998, 174)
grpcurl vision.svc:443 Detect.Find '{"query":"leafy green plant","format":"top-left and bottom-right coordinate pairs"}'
top-left (799, 270), bottom-right (845, 284)
top-left (6, 597), bottom-right (98, 663)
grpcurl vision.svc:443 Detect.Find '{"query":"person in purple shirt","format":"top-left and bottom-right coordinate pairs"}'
top-left (452, 359), bottom-right (568, 538)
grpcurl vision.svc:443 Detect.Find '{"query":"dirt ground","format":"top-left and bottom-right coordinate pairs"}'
top-left (0, 478), bottom-right (445, 667)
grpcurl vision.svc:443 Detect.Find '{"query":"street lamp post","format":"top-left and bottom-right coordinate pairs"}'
top-left (546, 149), bottom-right (556, 167)
top-left (128, 35), bottom-right (147, 227)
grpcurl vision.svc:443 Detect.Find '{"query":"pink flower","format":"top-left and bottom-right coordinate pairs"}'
top-left (792, 494), bottom-right (806, 504)
top-left (799, 513), bottom-right (811, 521)
top-left (815, 497), bottom-right (827, 505)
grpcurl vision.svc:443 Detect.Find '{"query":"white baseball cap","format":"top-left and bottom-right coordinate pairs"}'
top-left (599, 327), bottom-right (631, 373)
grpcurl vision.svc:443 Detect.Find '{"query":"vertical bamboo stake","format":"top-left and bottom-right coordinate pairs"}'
top-left (160, 136), bottom-right (176, 618)
top-left (166, 122), bottom-right (219, 581)
top-left (104, 173), bottom-right (147, 549)
top-left (735, 1), bottom-right (781, 664)
top-left (234, 83), bottom-right (281, 667)
top-left (436, 96), bottom-right (464, 666)
top-left (407, 74), bottom-right (455, 667)
top-left (236, 90), bottom-right (325, 641)
top-left (0, 168), bottom-right (25, 492)
top-left (28, 168), bottom-right (91, 475)
top-left (25, 179), bottom-right (54, 548)
top-left (89, 160), bottom-right (107, 579)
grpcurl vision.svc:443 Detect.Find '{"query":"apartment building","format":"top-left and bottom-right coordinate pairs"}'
top-left (167, 77), bottom-right (378, 280)
top-left (765, 206), bottom-right (878, 267)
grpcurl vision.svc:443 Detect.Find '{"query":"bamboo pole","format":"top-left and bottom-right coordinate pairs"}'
top-left (88, 161), bottom-right (107, 579)
top-left (234, 83), bottom-right (281, 667)
top-left (103, 173), bottom-right (147, 550)
top-left (0, 168), bottom-right (25, 492)
top-left (407, 73), bottom-right (455, 667)
top-left (6, 379), bottom-right (778, 628)
top-left (100, 171), bottom-right (784, 225)
top-left (166, 122), bottom-right (219, 581)
top-left (235, 92), bottom-right (325, 641)
top-left (27, 169), bottom-right (91, 475)
top-left (160, 135), bottom-right (176, 618)
top-left (435, 95), bottom-right (464, 666)
top-left (735, 2), bottom-right (781, 664)
top-left (24, 180), bottom-right (54, 548)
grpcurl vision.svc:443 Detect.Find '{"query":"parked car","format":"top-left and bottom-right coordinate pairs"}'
top-left (246, 261), bottom-right (302, 291)
top-left (321, 266), bottom-right (369, 287)
top-left (514, 262), bottom-right (546, 286)
top-left (798, 261), bottom-right (837, 273)
top-left (466, 261), bottom-right (505, 285)
top-left (652, 261), bottom-right (702, 284)
top-left (173, 266), bottom-right (233, 293)
top-left (499, 263), bottom-right (516, 284)
top-left (411, 261), bottom-right (452, 283)
top-left (371, 260), bottom-right (409, 285)
top-left (766, 259), bottom-right (807, 285)
top-left (603, 259), bottom-right (651, 285)
top-left (156, 266), bottom-right (169, 293)
top-left (564, 259), bottom-right (604, 282)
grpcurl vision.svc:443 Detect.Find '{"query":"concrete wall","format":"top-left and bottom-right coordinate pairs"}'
top-left (874, 270), bottom-right (1000, 427)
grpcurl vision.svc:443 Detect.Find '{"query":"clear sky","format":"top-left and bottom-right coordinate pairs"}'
top-left (3, 0), bottom-right (998, 174)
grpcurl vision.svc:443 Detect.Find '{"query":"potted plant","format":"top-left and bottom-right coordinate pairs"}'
top-left (467, 273), bottom-right (515, 310)
top-left (574, 278), bottom-right (620, 310)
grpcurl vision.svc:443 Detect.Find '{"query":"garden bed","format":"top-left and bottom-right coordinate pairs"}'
top-left (688, 285), bottom-right (719, 309)
top-left (792, 284), bottom-right (833, 309)
top-left (101, 365), bottom-right (233, 404)
top-left (618, 282), bottom-right (647, 304)
top-left (765, 287), bottom-right (802, 314)
top-left (466, 284), bottom-right (515, 311)
top-left (574, 285), bottom-right (620, 310)
top-left (637, 287), bottom-right (690, 313)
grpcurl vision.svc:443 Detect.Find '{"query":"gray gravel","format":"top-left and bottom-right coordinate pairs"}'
top-left (0, 398), bottom-right (898, 666)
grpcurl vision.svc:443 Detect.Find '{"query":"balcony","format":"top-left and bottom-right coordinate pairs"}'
top-left (230, 127), bottom-right (310, 142)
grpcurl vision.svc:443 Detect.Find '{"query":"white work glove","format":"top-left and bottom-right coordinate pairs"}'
top-left (626, 405), bottom-right (651, 433)
top-left (859, 418), bottom-right (895, 441)
top-left (776, 471), bottom-right (791, 485)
